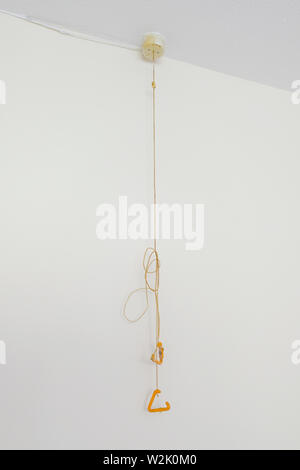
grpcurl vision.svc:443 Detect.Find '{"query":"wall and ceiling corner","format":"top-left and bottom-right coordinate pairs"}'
top-left (0, 12), bottom-right (300, 449)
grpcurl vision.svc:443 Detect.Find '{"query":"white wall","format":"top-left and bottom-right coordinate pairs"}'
top-left (1, 13), bottom-right (300, 450)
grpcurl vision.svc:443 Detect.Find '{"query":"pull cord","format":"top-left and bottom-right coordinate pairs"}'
top-left (123, 55), bottom-right (161, 390)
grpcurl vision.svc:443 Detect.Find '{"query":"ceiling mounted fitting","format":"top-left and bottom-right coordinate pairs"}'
top-left (142, 32), bottom-right (165, 60)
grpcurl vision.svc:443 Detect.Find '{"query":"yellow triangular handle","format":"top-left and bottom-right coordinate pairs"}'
top-left (147, 389), bottom-right (170, 413)
top-left (151, 342), bottom-right (164, 365)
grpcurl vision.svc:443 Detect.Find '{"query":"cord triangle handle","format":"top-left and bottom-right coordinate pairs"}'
top-left (147, 389), bottom-right (170, 413)
top-left (151, 342), bottom-right (164, 365)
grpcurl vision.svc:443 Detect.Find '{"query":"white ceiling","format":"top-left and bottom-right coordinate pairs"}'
top-left (0, 0), bottom-right (299, 90)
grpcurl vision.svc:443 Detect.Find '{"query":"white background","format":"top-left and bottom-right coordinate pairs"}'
top-left (0, 13), bottom-right (300, 450)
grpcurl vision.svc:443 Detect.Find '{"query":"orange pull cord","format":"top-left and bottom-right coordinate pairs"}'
top-left (123, 54), bottom-right (170, 412)
top-left (151, 54), bottom-right (160, 389)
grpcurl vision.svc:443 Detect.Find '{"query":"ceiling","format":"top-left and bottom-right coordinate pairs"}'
top-left (0, 0), bottom-right (299, 90)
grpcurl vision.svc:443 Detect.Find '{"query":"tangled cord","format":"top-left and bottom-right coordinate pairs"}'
top-left (123, 247), bottom-right (161, 387)
top-left (123, 247), bottom-right (160, 335)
